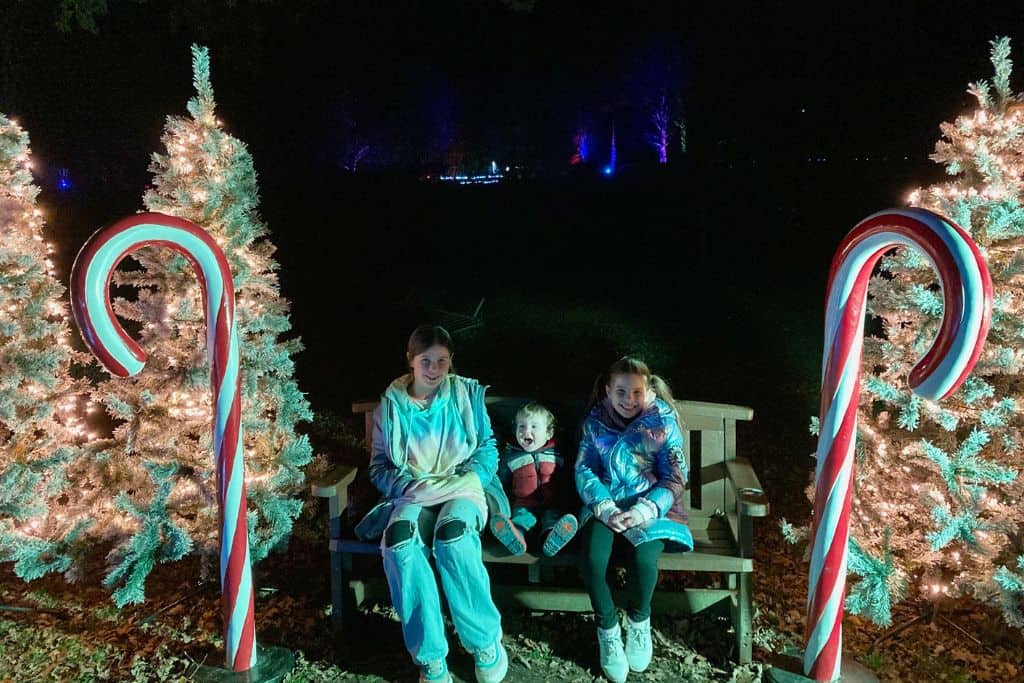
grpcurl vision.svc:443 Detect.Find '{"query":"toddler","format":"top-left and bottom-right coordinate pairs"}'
top-left (489, 402), bottom-right (578, 557)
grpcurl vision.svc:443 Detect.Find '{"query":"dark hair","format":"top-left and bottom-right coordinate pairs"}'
top-left (587, 356), bottom-right (677, 418)
top-left (406, 324), bottom-right (456, 371)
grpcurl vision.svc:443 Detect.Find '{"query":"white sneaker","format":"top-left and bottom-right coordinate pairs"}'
top-left (474, 637), bottom-right (509, 683)
top-left (596, 624), bottom-right (629, 683)
top-left (419, 659), bottom-right (453, 683)
top-left (625, 616), bottom-right (653, 672)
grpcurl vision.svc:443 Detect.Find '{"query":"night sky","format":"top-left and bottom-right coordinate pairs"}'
top-left (4, 1), bottom-right (1024, 191)
top-left (5, 1), bottom-right (1024, 407)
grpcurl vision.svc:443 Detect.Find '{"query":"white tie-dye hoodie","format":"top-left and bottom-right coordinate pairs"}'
top-left (368, 374), bottom-right (499, 519)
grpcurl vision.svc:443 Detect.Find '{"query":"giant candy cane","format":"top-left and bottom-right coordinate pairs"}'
top-left (71, 213), bottom-right (257, 672)
top-left (805, 207), bottom-right (993, 681)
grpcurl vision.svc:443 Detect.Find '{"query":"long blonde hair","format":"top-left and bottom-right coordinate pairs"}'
top-left (587, 356), bottom-right (677, 419)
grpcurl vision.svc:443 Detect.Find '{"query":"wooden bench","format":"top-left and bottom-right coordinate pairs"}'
top-left (311, 397), bottom-right (768, 663)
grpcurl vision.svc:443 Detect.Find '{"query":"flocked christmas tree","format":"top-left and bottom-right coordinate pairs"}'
top-left (790, 37), bottom-right (1024, 630)
top-left (90, 45), bottom-right (314, 605)
top-left (0, 113), bottom-right (93, 580)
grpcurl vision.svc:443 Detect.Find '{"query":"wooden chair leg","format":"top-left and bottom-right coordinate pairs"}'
top-left (330, 545), bottom-right (344, 637)
top-left (732, 572), bottom-right (753, 664)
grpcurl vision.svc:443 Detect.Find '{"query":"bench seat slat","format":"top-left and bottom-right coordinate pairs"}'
top-left (331, 540), bottom-right (753, 573)
top-left (347, 578), bottom-right (738, 616)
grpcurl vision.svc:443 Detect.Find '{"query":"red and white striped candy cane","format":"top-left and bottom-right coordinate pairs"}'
top-left (71, 213), bottom-right (256, 672)
top-left (805, 207), bottom-right (992, 681)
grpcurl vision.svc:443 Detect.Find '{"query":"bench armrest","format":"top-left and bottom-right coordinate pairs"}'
top-left (725, 459), bottom-right (769, 517)
top-left (311, 465), bottom-right (359, 520)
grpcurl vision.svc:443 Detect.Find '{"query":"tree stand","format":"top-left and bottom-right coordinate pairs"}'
top-left (193, 645), bottom-right (294, 682)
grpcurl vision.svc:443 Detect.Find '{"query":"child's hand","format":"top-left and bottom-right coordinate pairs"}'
top-left (606, 511), bottom-right (630, 532)
top-left (594, 500), bottom-right (627, 532)
top-left (616, 508), bottom-right (648, 529)
top-left (618, 499), bottom-right (658, 529)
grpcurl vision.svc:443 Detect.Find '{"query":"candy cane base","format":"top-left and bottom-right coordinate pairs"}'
top-left (194, 645), bottom-right (294, 682)
top-left (766, 652), bottom-right (878, 683)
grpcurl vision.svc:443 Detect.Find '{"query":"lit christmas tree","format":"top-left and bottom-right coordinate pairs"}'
top-left (91, 45), bottom-right (314, 606)
top-left (0, 113), bottom-right (93, 581)
top-left (794, 37), bottom-right (1024, 629)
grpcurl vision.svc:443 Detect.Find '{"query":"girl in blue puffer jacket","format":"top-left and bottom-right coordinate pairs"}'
top-left (575, 356), bottom-right (692, 683)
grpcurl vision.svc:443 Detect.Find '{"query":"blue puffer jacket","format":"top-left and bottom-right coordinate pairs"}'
top-left (575, 397), bottom-right (693, 552)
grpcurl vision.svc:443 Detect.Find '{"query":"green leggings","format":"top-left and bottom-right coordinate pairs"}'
top-left (578, 519), bottom-right (665, 629)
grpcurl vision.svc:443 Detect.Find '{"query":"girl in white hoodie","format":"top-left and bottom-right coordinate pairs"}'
top-left (368, 325), bottom-right (508, 683)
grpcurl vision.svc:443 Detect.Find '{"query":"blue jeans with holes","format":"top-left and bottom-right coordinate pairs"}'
top-left (381, 498), bottom-right (502, 665)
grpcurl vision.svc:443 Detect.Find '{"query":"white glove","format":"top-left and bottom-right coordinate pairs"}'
top-left (616, 498), bottom-right (658, 529)
top-left (594, 499), bottom-right (619, 525)
top-left (631, 497), bottom-right (659, 522)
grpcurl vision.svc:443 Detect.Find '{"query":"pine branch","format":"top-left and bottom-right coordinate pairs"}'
top-left (845, 535), bottom-right (907, 627)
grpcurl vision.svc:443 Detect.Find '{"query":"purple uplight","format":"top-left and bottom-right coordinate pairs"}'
top-left (606, 123), bottom-right (616, 174)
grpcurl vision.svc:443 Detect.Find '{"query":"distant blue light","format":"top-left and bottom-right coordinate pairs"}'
top-left (57, 168), bottom-right (71, 192)
top-left (606, 123), bottom-right (616, 175)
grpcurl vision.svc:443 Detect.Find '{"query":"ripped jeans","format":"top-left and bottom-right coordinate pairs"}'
top-left (381, 498), bottom-right (502, 665)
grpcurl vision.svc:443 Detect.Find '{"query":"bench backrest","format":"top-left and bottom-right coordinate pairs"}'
top-left (350, 396), bottom-right (753, 520)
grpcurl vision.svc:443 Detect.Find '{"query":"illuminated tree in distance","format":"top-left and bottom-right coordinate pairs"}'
top-left (571, 127), bottom-right (591, 165)
top-left (334, 93), bottom-right (372, 173)
top-left (646, 86), bottom-right (685, 164)
top-left (649, 89), bottom-right (670, 164)
top-left (343, 144), bottom-right (370, 172)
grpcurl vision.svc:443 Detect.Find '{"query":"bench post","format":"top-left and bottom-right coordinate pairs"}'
top-left (732, 572), bottom-right (753, 663)
top-left (312, 465), bottom-right (359, 642)
top-left (327, 491), bottom-right (345, 638)
top-left (732, 486), bottom-right (756, 664)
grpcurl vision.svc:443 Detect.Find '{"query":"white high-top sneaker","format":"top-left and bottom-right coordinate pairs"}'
top-left (596, 623), bottom-right (629, 683)
top-left (419, 659), bottom-right (453, 683)
top-left (625, 616), bottom-right (653, 672)
top-left (473, 637), bottom-right (509, 683)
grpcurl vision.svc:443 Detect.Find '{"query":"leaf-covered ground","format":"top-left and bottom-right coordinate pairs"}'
top-left (2, 376), bottom-right (1023, 682)
top-left (1, 482), bottom-right (1022, 682)
top-left (0, 507), bottom-right (768, 683)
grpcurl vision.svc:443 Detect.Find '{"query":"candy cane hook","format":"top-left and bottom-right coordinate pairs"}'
top-left (71, 213), bottom-right (256, 672)
top-left (805, 207), bottom-right (992, 681)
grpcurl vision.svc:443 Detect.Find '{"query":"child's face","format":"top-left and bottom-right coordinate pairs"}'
top-left (409, 344), bottom-right (452, 395)
top-left (606, 373), bottom-right (648, 420)
top-left (515, 413), bottom-right (553, 452)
